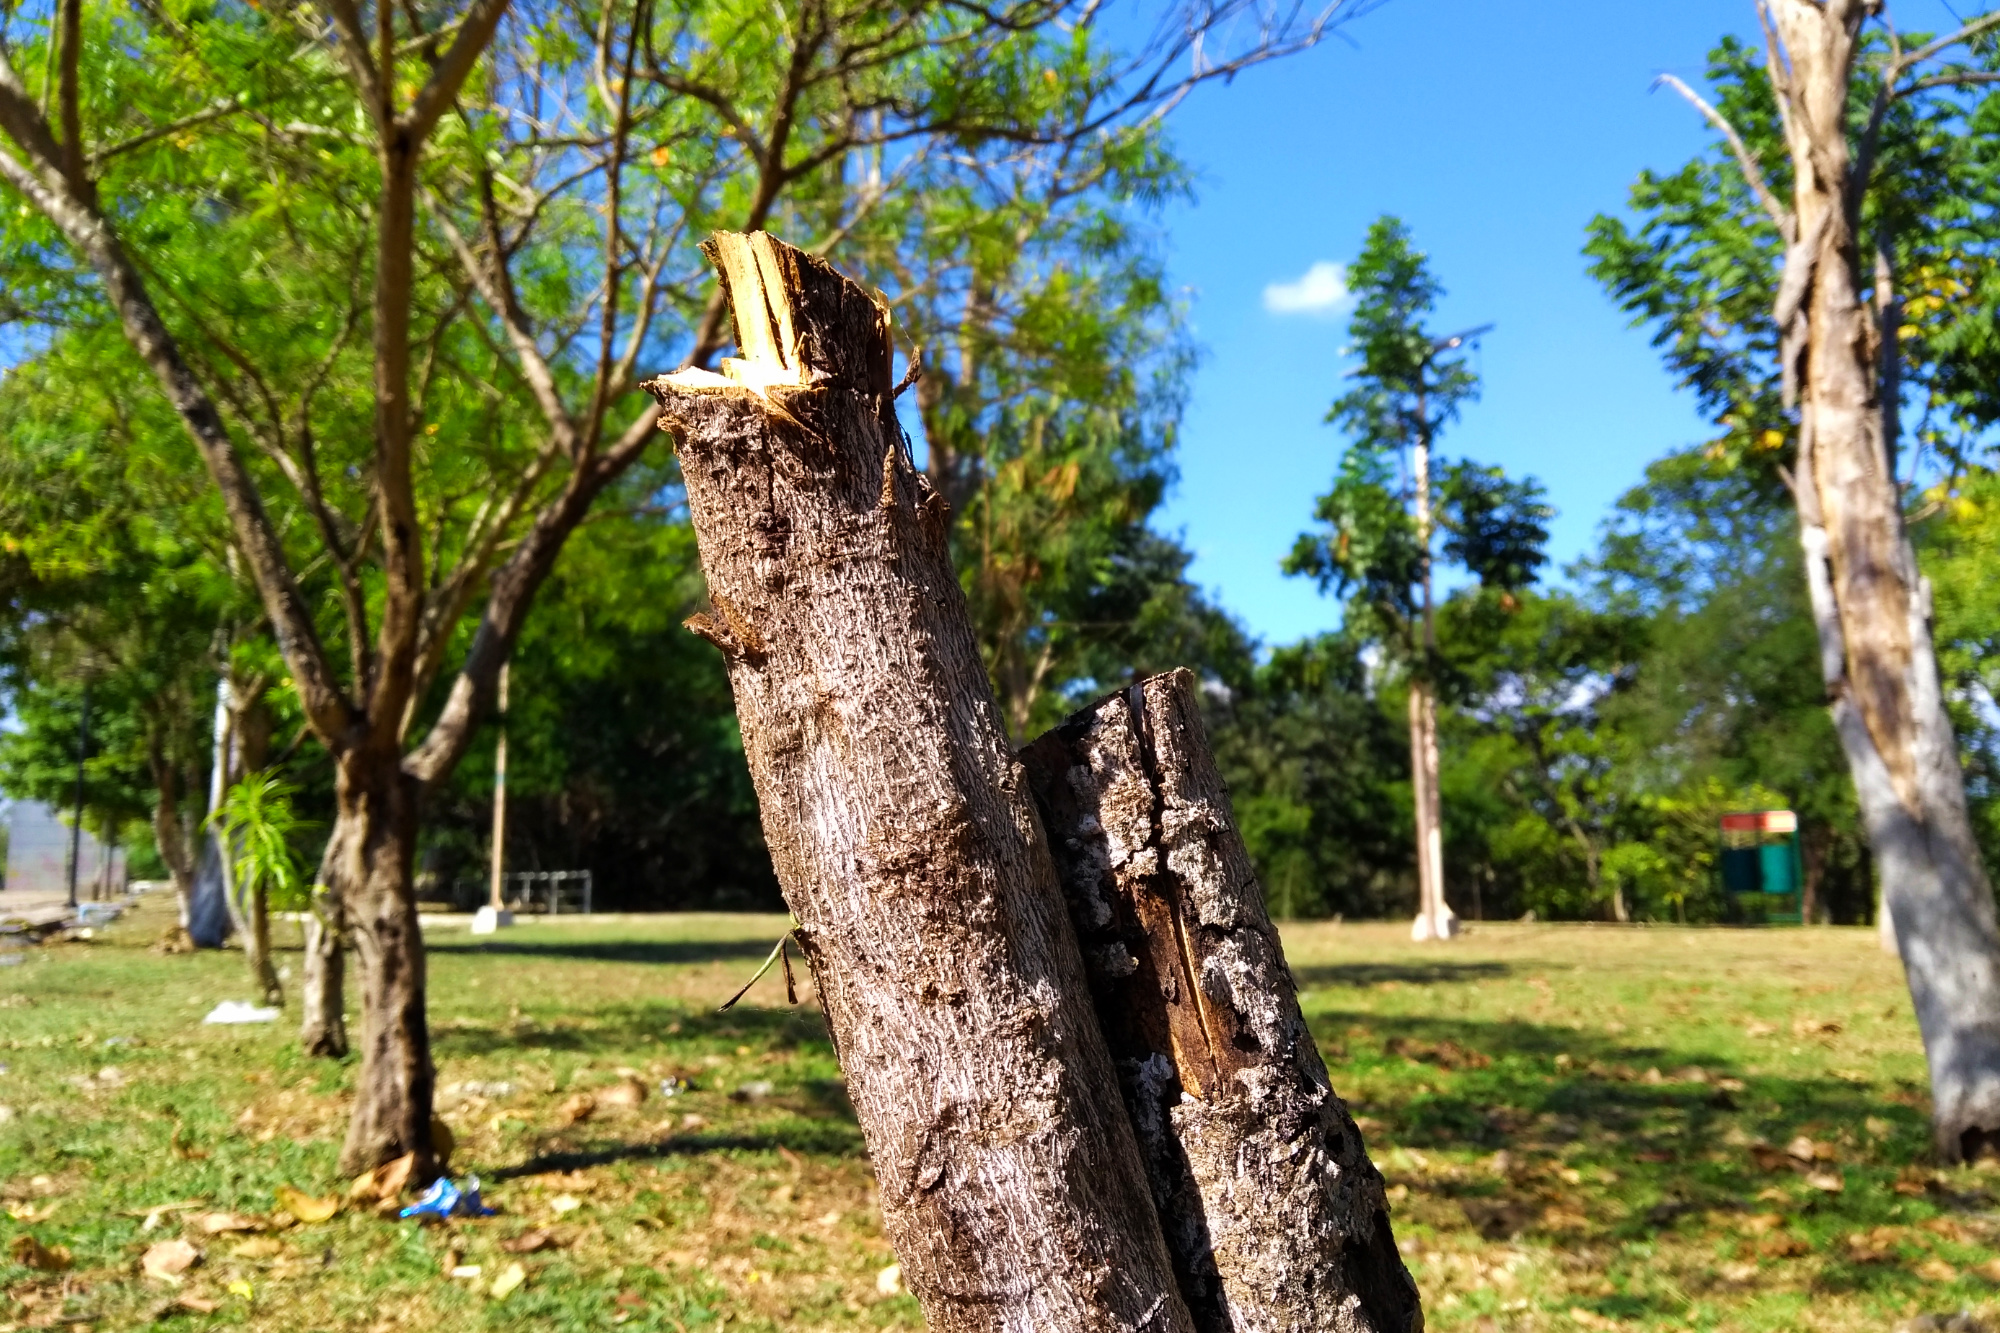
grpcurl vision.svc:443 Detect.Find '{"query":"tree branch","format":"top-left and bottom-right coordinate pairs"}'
top-left (1654, 73), bottom-right (1796, 243)
top-left (403, 0), bottom-right (512, 142)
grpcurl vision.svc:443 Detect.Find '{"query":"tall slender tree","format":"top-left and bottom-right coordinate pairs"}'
top-left (1288, 216), bottom-right (1550, 940)
top-left (1589, 6), bottom-right (2000, 1161)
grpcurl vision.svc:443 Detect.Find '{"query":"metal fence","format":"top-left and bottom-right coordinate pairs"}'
top-left (430, 869), bottom-right (593, 915)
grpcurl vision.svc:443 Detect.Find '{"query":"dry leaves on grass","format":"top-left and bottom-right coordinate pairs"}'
top-left (8, 1234), bottom-right (71, 1271)
top-left (348, 1152), bottom-right (417, 1205)
top-left (499, 1229), bottom-right (562, 1254)
top-left (141, 1238), bottom-right (201, 1284)
top-left (599, 1075), bottom-right (649, 1110)
top-left (196, 1211), bottom-right (264, 1234)
top-left (490, 1261), bottom-right (527, 1299)
top-left (275, 1184), bottom-right (340, 1224)
top-left (231, 1236), bottom-right (285, 1259)
top-left (1384, 1036), bottom-right (1491, 1070)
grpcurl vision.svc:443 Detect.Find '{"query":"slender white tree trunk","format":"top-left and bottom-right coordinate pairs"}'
top-left (1409, 429), bottom-right (1455, 942)
top-left (1770, 0), bottom-right (2000, 1161)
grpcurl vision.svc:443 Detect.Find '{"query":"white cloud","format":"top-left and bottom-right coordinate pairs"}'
top-left (1262, 260), bottom-right (1351, 317)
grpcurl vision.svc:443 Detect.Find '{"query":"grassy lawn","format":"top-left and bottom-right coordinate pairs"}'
top-left (3, 894), bottom-right (1996, 1331)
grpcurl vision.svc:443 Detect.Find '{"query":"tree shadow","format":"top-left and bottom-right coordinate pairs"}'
top-left (432, 1001), bottom-right (835, 1059)
top-left (1315, 1007), bottom-right (1976, 1325)
top-left (1292, 961), bottom-right (1513, 989)
top-left (428, 937), bottom-right (780, 966)
top-left (491, 1122), bottom-right (866, 1178)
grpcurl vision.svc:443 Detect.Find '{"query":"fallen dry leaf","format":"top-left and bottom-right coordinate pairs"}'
top-left (876, 1263), bottom-right (902, 1296)
top-left (1742, 1213), bottom-right (1787, 1234)
top-left (499, 1229), bottom-right (561, 1254)
top-left (1915, 1258), bottom-right (1958, 1282)
top-left (490, 1260), bottom-right (527, 1299)
top-left (549, 1194), bottom-right (583, 1216)
top-left (8, 1234), bottom-right (72, 1272)
top-left (197, 1211), bottom-right (264, 1234)
top-left (142, 1238), bottom-right (202, 1284)
top-left (275, 1184), bottom-right (340, 1224)
top-left (1568, 1309), bottom-right (1620, 1330)
top-left (1792, 1016), bottom-right (1842, 1037)
top-left (175, 1295), bottom-right (221, 1314)
top-left (598, 1076), bottom-right (649, 1110)
top-left (231, 1236), bottom-right (285, 1259)
top-left (1785, 1135), bottom-right (1832, 1164)
top-left (376, 1152), bottom-right (417, 1201)
top-left (1972, 1257), bottom-right (2000, 1282)
top-left (555, 1093), bottom-right (597, 1127)
top-left (1804, 1170), bottom-right (1844, 1193)
top-left (1757, 1233), bottom-right (1811, 1258)
top-left (1744, 1021), bottom-right (1777, 1038)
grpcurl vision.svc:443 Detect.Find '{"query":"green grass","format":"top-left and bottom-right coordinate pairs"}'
top-left (2, 896), bottom-right (1996, 1331)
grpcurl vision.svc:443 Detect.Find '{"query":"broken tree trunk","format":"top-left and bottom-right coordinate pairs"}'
top-left (1023, 670), bottom-right (1422, 1333)
top-left (647, 231), bottom-right (1194, 1333)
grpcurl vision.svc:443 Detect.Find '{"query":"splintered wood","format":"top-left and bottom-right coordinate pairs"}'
top-left (1023, 670), bottom-right (1421, 1333)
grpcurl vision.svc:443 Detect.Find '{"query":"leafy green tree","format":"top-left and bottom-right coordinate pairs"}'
top-left (1586, 11), bottom-right (2000, 1159)
top-left (1205, 633), bottom-right (1412, 920)
top-left (1286, 215), bottom-right (1551, 939)
top-left (0, 0), bottom-right (1337, 1173)
top-left (0, 346), bottom-right (240, 927)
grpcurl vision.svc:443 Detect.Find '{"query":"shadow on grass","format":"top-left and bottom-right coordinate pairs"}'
top-left (492, 1121), bottom-right (866, 1178)
top-left (1293, 961), bottom-right (1513, 989)
top-left (432, 1000), bottom-right (835, 1059)
top-left (1316, 1007), bottom-right (1985, 1320)
top-left (429, 937), bottom-right (780, 966)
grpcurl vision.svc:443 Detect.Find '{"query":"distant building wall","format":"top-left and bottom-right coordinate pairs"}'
top-left (3, 799), bottom-right (124, 898)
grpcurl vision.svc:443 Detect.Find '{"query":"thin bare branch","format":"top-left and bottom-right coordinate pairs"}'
top-left (1654, 73), bottom-right (1796, 242)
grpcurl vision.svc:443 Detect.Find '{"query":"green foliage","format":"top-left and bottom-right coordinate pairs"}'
top-left (208, 774), bottom-right (314, 914)
top-left (420, 492), bottom-right (778, 911)
top-left (1584, 33), bottom-right (2000, 475)
top-left (1287, 216), bottom-right (1550, 660)
top-left (1205, 634), bottom-right (1411, 920)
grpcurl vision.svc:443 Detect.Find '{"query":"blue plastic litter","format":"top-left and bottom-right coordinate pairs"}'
top-left (399, 1174), bottom-right (496, 1221)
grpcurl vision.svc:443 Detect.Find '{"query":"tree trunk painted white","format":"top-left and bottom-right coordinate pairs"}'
top-left (648, 231), bottom-right (1195, 1333)
top-left (1024, 670), bottom-right (1422, 1333)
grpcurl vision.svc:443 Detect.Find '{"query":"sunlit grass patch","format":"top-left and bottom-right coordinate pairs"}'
top-left (2, 900), bottom-right (1994, 1330)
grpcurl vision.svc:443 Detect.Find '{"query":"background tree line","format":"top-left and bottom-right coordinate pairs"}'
top-left (13, 12), bottom-right (2000, 950)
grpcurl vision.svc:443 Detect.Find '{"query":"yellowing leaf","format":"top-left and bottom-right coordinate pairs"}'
top-left (490, 1261), bottom-right (527, 1299)
top-left (276, 1184), bottom-right (340, 1223)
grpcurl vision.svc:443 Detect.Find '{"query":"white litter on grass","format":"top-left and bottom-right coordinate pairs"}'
top-left (203, 1001), bottom-right (280, 1025)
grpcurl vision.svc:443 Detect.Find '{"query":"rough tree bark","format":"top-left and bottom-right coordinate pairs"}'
top-left (649, 231), bottom-right (1195, 1333)
top-left (1756, 0), bottom-right (2000, 1161)
top-left (1024, 671), bottom-right (1421, 1333)
top-left (300, 831), bottom-right (351, 1058)
top-left (330, 752), bottom-right (433, 1176)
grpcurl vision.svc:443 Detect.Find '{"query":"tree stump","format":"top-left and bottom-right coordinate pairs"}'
top-left (647, 232), bottom-right (1193, 1333)
top-left (1022, 670), bottom-right (1422, 1333)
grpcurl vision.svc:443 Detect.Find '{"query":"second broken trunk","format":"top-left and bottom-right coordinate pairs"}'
top-left (1023, 669), bottom-right (1422, 1333)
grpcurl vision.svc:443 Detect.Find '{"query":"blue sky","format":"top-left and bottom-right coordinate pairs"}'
top-left (1151, 0), bottom-right (1962, 646)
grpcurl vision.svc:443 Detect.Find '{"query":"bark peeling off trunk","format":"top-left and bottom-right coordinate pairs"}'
top-left (647, 232), bottom-right (1193, 1333)
top-left (1023, 670), bottom-right (1422, 1333)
